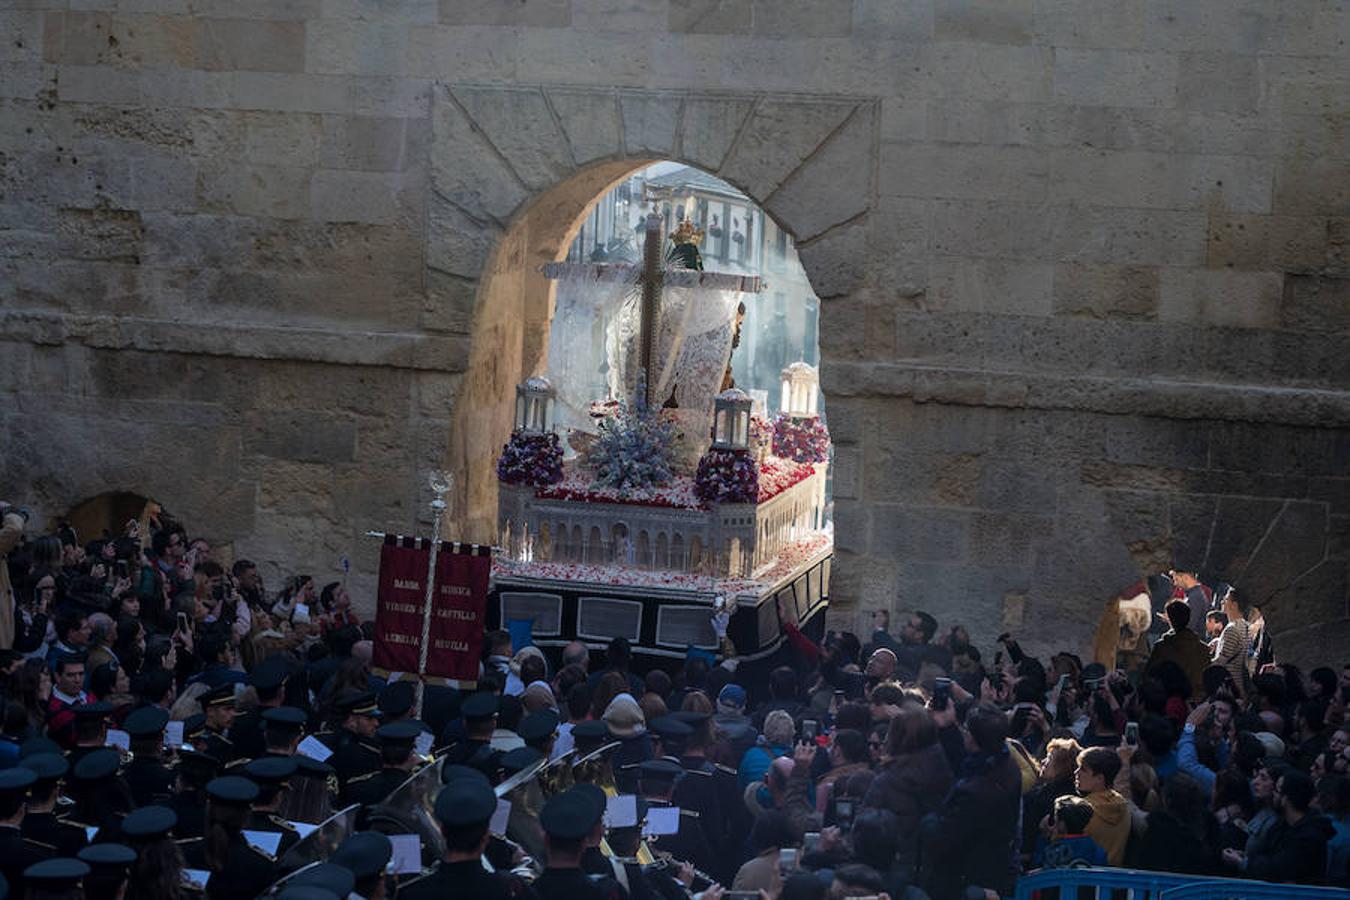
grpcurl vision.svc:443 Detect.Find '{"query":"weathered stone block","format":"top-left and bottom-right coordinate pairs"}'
top-left (928, 256), bottom-right (1054, 316)
top-left (794, 216), bottom-right (868, 300)
top-left (619, 91), bottom-right (681, 157)
top-left (450, 86), bottom-right (573, 192)
top-left (968, 511), bottom-right (1054, 569)
top-left (0, 11), bottom-right (45, 64)
top-left (571, 0), bottom-right (665, 33)
top-left (231, 71), bottom-right (348, 113)
top-left (243, 112), bottom-right (322, 166)
top-left (929, 42), bottom-right (1050, 103)
top-left (514, 30), bottom-right (649, 86)
top-left (322, 0), bottom-right (438, 23)
top-left (1281, 274), bottom-right (1350, 335)
top-left (1052, 48), bottom-right (1178, 108)
top-left (1206, 213), bottom-right (1328, 272)
top-left (197, 18), bottom-right (306, 72)
top-left (439, 0), bottom-right (570, 26)
top-left (882, 141), bottom-right (1049, 202)
top-left (402, 24), bottom-right (519, 81)
top-left (645, 33), bottom-right (726, 89)
top-left (545, 88), bottom-right (621, 165)
top-left (1052, 263), bottom-right (1159, 320)
top-left (304, 19), bottom-right (407, 76)
top-left (1209, 421), bottom-right (1350, 477)
top-left (852, 0), bottom-right (933, 41)
top-left (1032, 0), bottom-right (1144, 49)
top-left (1049, 149), bottom-right (1272, 214)
top-left (1274, 157), bottom-right (1350, 217)
top-left (1177, 53), bottom-right (1259, 113)
top-left (668, 0), bottom-right (751, 34)
top-left (752, 0), bottom-right (851, 37)
top-left (1157, 267), bottom-right (1282, 329)
top-left (196, 162), bottom-right (312, 218)
top-left (425, 192), bottom-right (500, 279)
top-left (925, 100), bottom-right (1040, 146)
top-left (319, 114), bottom-right (413, 171)
top-left (430, 88), bottom-right (529, 223)
top-left (678, 95), bottom-right (754, 172)
top-left (719, 98), bottom-right (857, 201)
top-left (309, 169), bottom-right (415, 225)
top-left (1054, 206), bottom-right (1209, 266)
top-left (934, 0), bottom-right (1034, 45)
top-left (873, 505), bottom-right (970, 563)
top-left (1142, 0), bottom-right (1346, 57)
top-left (0, 61), bottom-right (55, 101)
top-left (244, 411), bottom-right (357, 463)
top-left (765, 105), bottom-right (874, 242)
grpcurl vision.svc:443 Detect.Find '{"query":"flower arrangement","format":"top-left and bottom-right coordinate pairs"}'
top-left (695, 447), bottom-right (759, 504)
top-left (497, 430), bottom-right (564, 487)
top-left (757, 457), bottom-right (814, 502)
top-left (537, 468), bottom-right (702, 509)
top-left (771, 414), bottom-right (831, 463)
top-left (587, 379), bottom-right (677, 492)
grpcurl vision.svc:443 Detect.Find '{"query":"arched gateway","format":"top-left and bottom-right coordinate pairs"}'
top-left (427, 86), bottom-right (879, 661)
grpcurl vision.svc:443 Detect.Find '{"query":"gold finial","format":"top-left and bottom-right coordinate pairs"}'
top-left (670, 218), bottom-right (704, 247)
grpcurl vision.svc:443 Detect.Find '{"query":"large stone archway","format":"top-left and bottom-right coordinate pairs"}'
top-left (424, 85), bottom-right (880, 542)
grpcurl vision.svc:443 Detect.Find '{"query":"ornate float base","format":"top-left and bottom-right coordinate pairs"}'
top-left (488, 532), bottom-right (831, 667)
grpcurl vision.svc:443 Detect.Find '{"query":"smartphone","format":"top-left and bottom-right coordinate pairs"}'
top-left (801, 719), bottom-right (819, 742)
top-left (778, 847), bottom-right (797, 873)
top-left (176, 612), bottom-right (189, 633)
top-left (1057, 673), bottom-right (1070, 692)
top-left (835, 798), bottom-right (854, 828)
top-left (115, 560), bottom-right (129, 578)
top-left (803, 831), bottom-right (821, 854)
top-left (1125, 721), bottom-right (1140, 746)
top-left (932, 676), bottom-right (952, 711)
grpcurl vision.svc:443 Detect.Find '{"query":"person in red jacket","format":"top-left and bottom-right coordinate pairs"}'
top-left (45, 652), bottom-right (90, 749)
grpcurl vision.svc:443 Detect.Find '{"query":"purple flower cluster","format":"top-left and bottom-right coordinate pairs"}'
top-left (771, 415), bottom-right (831, 463)
top-left (695, 448), bottom-right (760, 504)
top-left (497, 430), bottom-right (564, 487)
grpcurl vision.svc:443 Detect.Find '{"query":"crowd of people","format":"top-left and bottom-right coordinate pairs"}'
top-left (0, 498), bottom-right (1347, 900)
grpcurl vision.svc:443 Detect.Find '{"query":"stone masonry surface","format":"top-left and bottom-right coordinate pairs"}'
top-left (2, 0), bottom-right (1348, 663)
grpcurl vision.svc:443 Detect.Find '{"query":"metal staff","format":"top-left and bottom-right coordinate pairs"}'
top-left (413, 472), bottom-right (452, 719)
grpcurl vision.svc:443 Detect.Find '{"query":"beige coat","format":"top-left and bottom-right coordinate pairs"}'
top-left (0, 510), bottom-right (26, 649)
top-left (732, 849), bottom-right (781, 895)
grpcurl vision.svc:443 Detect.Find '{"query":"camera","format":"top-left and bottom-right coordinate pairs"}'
top-left (1085, 676), bottom-right (1106, 691)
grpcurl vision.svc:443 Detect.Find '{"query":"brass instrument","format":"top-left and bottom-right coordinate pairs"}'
top-left (492, 754), bottom-right (549, 879)
top-left (275, 804), bottom-right (360, 875)
top-left (571, 741), bottom-right (621, 797)
top-left (364, 758), bottom-right (446, 873)
top-left (535, 751), bottom-right (576, 798)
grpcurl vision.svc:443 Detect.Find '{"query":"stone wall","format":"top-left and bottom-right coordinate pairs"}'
top-left (1, 0), bottom-right (1347, 664)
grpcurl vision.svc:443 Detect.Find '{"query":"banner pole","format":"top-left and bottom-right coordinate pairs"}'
top-left (413, 472), bottom-right (452, 719)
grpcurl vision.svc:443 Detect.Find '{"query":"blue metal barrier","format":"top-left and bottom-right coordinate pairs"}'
top-left (1013, 868), bottom-right (1350, 900)
top-left (1160, 880), bottom-right (1349, 899)
top-left (1013, 867), bottom-right (1192, 900)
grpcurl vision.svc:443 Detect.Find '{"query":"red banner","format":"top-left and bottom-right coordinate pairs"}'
top-left (427, 545), bottom-right (491, 682)
top-left (372, 538), bottom-right (430, 675)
